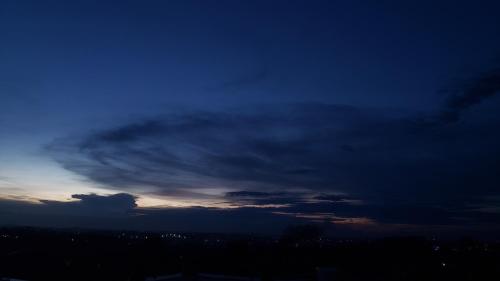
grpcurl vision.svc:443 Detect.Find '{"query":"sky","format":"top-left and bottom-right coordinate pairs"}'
top-left (1, 0), bottom-right (500, 236)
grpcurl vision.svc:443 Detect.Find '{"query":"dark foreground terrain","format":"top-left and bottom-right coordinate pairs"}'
top-left (0, 227), bottom-right (499, 281)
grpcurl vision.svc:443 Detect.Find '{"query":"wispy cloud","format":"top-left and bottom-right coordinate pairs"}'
top-left (43, 99), bottom-right (500, 230)
top-left (439, 67), bottom-right (500, 122)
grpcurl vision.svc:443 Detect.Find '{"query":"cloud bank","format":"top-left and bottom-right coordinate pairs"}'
top-left (42, 96), bottom-right (500, 233)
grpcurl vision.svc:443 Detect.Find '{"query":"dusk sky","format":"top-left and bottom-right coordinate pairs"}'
top-left (1, 0), bottom-right (500, 235)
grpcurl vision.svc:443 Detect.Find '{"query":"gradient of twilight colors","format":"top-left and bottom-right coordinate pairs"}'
top-left (1, 0), bottom-right (500, 235)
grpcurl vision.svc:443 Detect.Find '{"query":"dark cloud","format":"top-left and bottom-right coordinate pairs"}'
top-left (2, 193), bottom-right (500, 235)
top-left (45, 101), bottom-right (500, 230)
top-left (71, 193), bottom-right (137, 209)
top-left (0, 195), bottom-right (302, 234)
top-left (225, 191), bottom-right (283, 198)
top-left (0, 194), bottom-right (139, 232)
top-left (38, 193), bottom-right (137, 216)
top-left (313, 194), bottom-right (352, 202)
top-left (286, 202), bottom-right (455, 226)
top-left (48, 104), bottom-right (399, 196)
top-left (439, 67), bottom-right (500, 122)
top-left (224, 190), bottom-right (307, 207)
